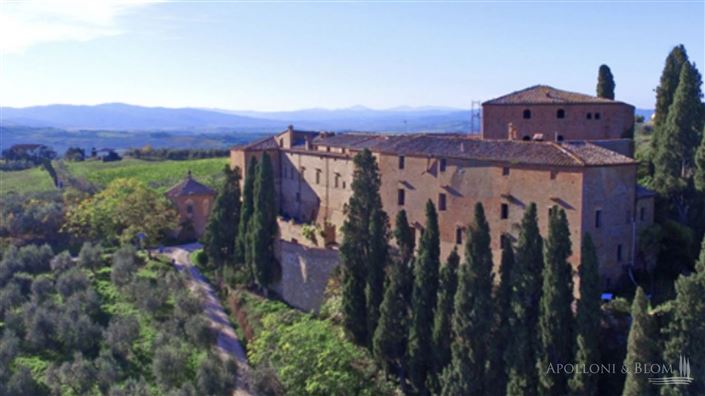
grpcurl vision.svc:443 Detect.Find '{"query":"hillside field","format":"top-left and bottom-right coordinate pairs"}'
top-left (1, 157), bottom-right (229, 196)
top-left (0, 166), bottom-right (57, 195)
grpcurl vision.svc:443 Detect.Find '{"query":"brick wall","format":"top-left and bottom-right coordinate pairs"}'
top-left (482, 103), bottom-right (635, 141)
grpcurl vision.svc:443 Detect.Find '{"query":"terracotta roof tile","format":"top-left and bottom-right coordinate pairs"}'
top-left (166, 175), bottom-right (216, 198)
top-left (313, 133), bottom-right (635, 167)
top-left (483, 85), bottom-right (626, 105)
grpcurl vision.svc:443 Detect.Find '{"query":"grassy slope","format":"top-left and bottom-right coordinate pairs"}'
top-left (0, 166), bottom-right (55, 195)
top-left (64, 157), bottom-right (229, 193)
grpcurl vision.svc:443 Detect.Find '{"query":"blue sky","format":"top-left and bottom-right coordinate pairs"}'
top-left (1, 1), bottom-right (703, 110)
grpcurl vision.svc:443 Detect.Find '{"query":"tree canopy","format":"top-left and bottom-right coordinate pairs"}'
top-left (64, 178), bottom-right (178, 245)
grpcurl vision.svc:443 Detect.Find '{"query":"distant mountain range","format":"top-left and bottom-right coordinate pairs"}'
top-left (2, 103), bottom-right (476, 133)
top-left (1, 103), bottom-right (655, 153)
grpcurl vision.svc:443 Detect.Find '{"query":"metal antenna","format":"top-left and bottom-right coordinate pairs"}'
top-left (470, 100), bottom-right (482, 135)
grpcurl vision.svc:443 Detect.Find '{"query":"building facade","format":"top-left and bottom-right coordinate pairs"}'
top-left (230, 86), bottom-right (652, 289)
top-left (482, 85), bottom-right (635, 142)
top-left (166, 171), bottom-right (216, 240)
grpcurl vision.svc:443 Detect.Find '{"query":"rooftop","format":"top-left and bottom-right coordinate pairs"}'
top-left (310, 133), bottom-right (636, 167)
top-left (166, 171), bottom-right (216, 198)
top-left (483, 85), bottom-right (629, 106)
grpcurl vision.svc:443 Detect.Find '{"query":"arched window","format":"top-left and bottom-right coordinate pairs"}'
top-left (523, 109), bottom-right (531, 119)
top-left (556, 109), bottom-right (565, 119)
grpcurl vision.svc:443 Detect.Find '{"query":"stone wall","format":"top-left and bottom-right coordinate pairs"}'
top-left (272, 240), bottom-right (340, 312)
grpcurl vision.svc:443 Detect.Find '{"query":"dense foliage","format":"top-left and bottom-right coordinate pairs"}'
top-left (0, 244), bottom-right (234, 395)
top-left (64, 178), bottom-right (179, 246)
top-left (233, 291), bottom-right (394, 396)
top-left (125, 147), bottom-right (229, 161)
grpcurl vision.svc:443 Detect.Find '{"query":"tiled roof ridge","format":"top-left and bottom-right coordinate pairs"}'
top-left (549, 141), bottom-right (586, 166)
top-left (483, 85), bottom-right (622, 105)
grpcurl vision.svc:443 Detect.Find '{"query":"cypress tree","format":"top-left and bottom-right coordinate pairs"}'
top-left (236, 156), bottom-right (257, 266)
top-left (202, 165), bottom-right (241, 268)
top-left (340, 149), bottom-right (384, 345)
top-left (395, 210), bottom-right (416, 266)
top-left (366, 207), bottom-right (389, 347)
top-left (394, 210), bottom-right (415, 305)
top-left (651, 45), bottom-right (690, 171)
top-left (440, 203), bottom-right (494, 396)
top-left (569, 233), bottom-right (601, 396)
top-left (373, 260), bottom-right (409, 377)
top-left (506, 203), bottom-right (544, 396)
top-left (695, 128), bottom-right (705, 193)
top-left (654, 45), bottom-right (689, 130)
top-left (431, 248), bottom-right (459, 388)
top-left (596, 64), bottom-right (616, 100)
top-left (537, 206), bottom-right (574, 396)
top-left (660, 238), bottom-right (705, 396)
top-left (486, 234), bottom-right (515, 396)
top-left (249, 153), bottom-right (278, 292)
top-left (622, 287), bottom-right (656, 396)
top-left (653, 62), bottom-right (704, 222)
top-left (407, 200), bottom-right (440, 395)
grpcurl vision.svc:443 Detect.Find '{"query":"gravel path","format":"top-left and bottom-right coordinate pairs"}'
top-left (162, 243), bottom-right (253, 396)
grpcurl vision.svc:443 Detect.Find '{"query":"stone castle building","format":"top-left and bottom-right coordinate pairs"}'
top-left (230, 86), bottom-right (654, 290)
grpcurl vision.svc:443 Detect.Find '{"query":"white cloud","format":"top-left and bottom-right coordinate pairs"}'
top-left (0, 0), bottom-right (156, 54)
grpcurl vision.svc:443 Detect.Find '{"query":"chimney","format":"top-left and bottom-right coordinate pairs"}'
top-left (507, 123), bottom-right (518, 140)
top-left (304, 137), bottom-right (312, 150)
top-left (288, 124), bottom-right (294, 132)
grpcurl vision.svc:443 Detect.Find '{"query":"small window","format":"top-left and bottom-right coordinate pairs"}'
top-left (326, 146), bottom-right (331, 152)
top-left (501, 203), bottom-right (509, 219)
top-left (315, 169), bottom-right (321, 184)
top-left (334, 174), bottom-right (340, 188)
top-left (186, 204), bottom-right (193, 215)
top-left (523, 109), bottom-right (531, 119)
top-left (398, 189), bottom-right (405, 206)
top-left (399, 156), bottom-right (405, 169)
top-left (342, 181), bottom-right (346, 189)
top-left (617, 244), bottom-right (623, 261)
top-left (299, 167), bottom-right (305, 180)
top-left (595, 210), bottom-right (602, 228)
top-left (438, 193), bottom-right (447, 211)
top-left (439, 158), bottom-right (447, 172)
top-left (456, 227), bottom-right (463, 245)
top-left (640, 207), bottom-right (646, 221)
top-left (595, 112), bottom-right (601, 120)
top-left (557, 109), bottom-right (565, 119)
top-left (522, 136), bottom-right (531, 141)
top-left (557, 135), bottom-right (564, 142)
top-left (587, 113), bottom-right (593, 120)
top-left (502, 167), bottom-right (510, 176)
top-left (279, 139), bottom-right (284, 147)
